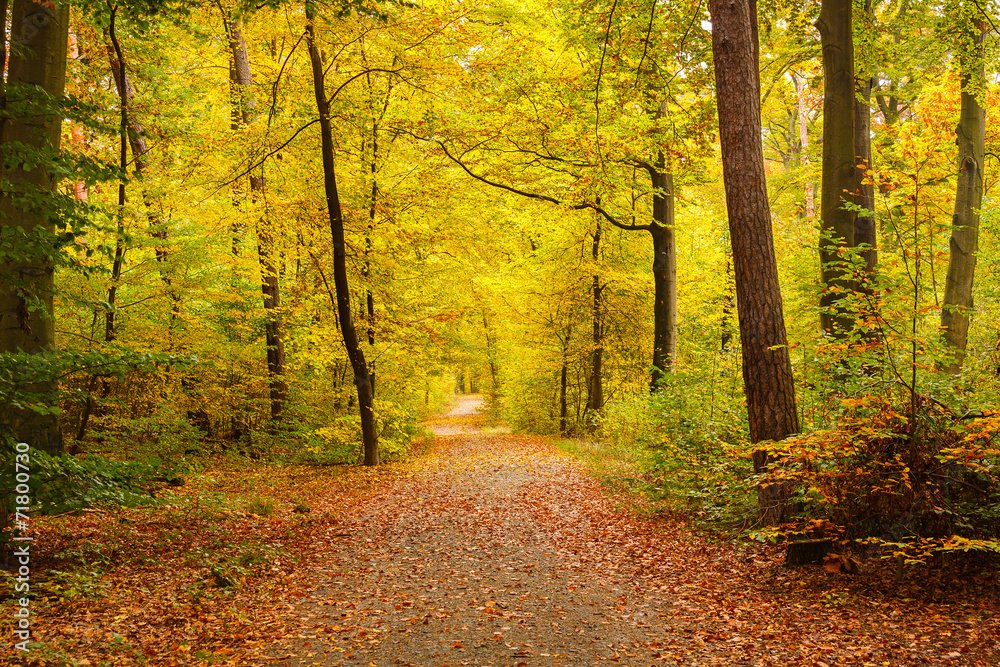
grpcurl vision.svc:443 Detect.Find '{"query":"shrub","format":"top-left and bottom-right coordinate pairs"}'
top-left (757, 393), bottom-right (1000, 563)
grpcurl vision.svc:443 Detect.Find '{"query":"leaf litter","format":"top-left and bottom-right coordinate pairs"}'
top-left (4, 396), bottom-right (998, 666)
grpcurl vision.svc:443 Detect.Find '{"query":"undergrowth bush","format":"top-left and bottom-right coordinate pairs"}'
top-left (0, 439), bottom-right (178, 526)
top-left (757, 392), bottom-right (1000, 563)
top-left (293, 399), bottom-right (424, 464)
top-left (598, 373), bottom-right (754, 528)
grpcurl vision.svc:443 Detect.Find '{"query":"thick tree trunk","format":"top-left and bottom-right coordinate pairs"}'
top-left (853, 1), bottom-right (877, 278)
top-left (940, 17), bottom-right (985, 375)
top-left (710, 0), bottom-right (800, 524)
top-left (307, 2), bottom-right (378, 465)
top-left (817, 0), bottom-right (856, 337)
top-left (225, 16), bottom-right (288, 419)
top-left (649, 160), bottom-right (677, 390)
top-left (0, 0), bottom-right (69, 454)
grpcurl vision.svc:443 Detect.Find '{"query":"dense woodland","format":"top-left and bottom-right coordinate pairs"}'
top-left (3, 0), bottom-right (1000, 574)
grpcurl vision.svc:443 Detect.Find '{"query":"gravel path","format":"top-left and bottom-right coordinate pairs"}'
top-left (274, 398), bottom-right (998, 667)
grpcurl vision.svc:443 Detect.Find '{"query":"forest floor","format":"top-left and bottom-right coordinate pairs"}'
top-left (5, 395), bottom-right (999, 666)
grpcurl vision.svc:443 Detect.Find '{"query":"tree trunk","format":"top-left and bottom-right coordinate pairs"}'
top-left (853, 1), bottom-right (876, 278)
top-left (482, 310), bottom-right (499, 405)
top-left (649, 160), bottom-right (677, 390)
top-left (793, 72), bottom-right (816, 222)
top-left (106, 36), bottom-right (178, 320)
top-left (585, 218), bottom-right (603, 428)
top-left (105, 14), bottom-right (129, 345)
top-left (0, 0), bottom-right (69, 454)
top-left (710, 0), bottom-right (800, 524)
top-left (225, 15), bottom-right (288, 420)
top-left (559, 324), bottom-right (572, 436)
top-left (306, 2), bottom-right (378, 465)
top-left (940, 15), bottom-right (985, 375)
top-left (817, 0), bottom-right (856, 337)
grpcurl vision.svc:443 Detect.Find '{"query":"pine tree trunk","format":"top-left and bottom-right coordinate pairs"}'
top-left (817, 0), bottom-right (856, 337)
top-left (307, 2), bottom-right (378, 465)
top-left (0, 0), bottom-right (69, 454)
top-left (940, 16), bottom-right (986, 375)
top-left (710, 0), bottom-right (800, 524)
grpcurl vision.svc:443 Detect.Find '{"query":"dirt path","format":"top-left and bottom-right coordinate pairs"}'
top-left (273, 398), bottom-right (998, 666)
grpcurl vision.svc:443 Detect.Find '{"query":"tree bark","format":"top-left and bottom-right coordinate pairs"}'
top-left (817, 0), bottom-right (857, 337)
top-left (649, 158), bottom-right (677, 390)
top-left (306, 1), bottom-right (378, 465)
top-left (853, 0), bottom-right (877, 278)
top-left (585, 217), bottom-right (603, 427)
top-left (793, 72), bottom-right (816, 222)
top-left (559, 324), bottom-right (572, 436)
top-left (0, 0), bottom-right (69, 454)
top-left (710, 0), bottom-right (800, 524)
top-left (940, 14), bottom-right (985, 375)
top-left (224, 14), bottom-right (288, 419)
top-left (106, 36), bottom-right (177, 318)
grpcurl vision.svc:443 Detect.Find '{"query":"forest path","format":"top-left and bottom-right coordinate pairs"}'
top-left (273, 397), bottom-right (996, 667)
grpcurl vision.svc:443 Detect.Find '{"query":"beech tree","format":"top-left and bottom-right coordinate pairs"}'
top-left (0, 0), bottom-right (70, 454)
top-left (940, 5), bottom-right (987, 375)
top-left (221, 5), bottom-right (288, 420)
top-left (306, 0), bottom-right (378, 465)
top-left (816, 0), bottom-right (857, 337)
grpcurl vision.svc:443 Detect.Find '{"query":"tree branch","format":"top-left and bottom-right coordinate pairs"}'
top-left (408, 133), bottom-right (650, 233)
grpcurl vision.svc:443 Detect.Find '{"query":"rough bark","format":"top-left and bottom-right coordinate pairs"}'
top-left (710, 0), bottom-right (800, 524)
top-left (940, 17), bottom-right (985, 375)
top-left (0, 0), bottom-right (69, 454)
top-left (224, 15), bottom-right (288, 419)
top-left (817, 0), bottom-right (857, 337)
top-left (307, 2), bottom-right (379, 465)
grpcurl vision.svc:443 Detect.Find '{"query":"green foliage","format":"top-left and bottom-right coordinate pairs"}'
top-left (208, 540), bottom-right (288, 589)
top-left (0, 441), bottom-right (179, 517)
top-left (292, 399), bottom-right (423, 464)
top-left (598, 375), bottom-right (756, 529)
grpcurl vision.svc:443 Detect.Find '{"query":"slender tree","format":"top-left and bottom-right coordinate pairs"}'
top-left (0, 0), bottom-right (70, 454)
top-left (940, 7), bottom-right (986, 374)
top-left (306, 0), bottom-right (378, 465)
top-left (222, 7), bottom-right (288, 419)
top-left (710, 0), bottom-right (800, 524)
